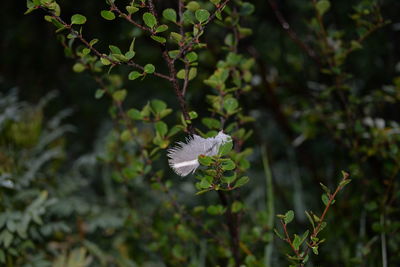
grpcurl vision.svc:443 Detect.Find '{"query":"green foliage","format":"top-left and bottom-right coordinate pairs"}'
top-left (7, 0), bottom-right (400, 265)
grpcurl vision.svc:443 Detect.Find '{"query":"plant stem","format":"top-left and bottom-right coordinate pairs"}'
top-left (217, 191), bottom-right (241, 267)
top-left (262, 145), bottom-right (274, 267)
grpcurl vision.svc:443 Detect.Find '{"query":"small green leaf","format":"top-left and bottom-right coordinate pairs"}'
top-left (321, 193), bottom-right (330, 206)
top-left (274, 229), bottom-right (285, 240)
top-left (292, 234), bottom-right (301, 250)
top-left (316, 0), bottom-right (330, 16)
top-left (235, 176), bottom-right (249, 188)
top-left (284, 210), bottom-right (294, 224)
top-left (100, 57), bottom-right (111, 65)
top-left (143, 12), bottom-right (157, 28)
top-left (71, 14), bottom-right (86, 25)
top-left (198, 155), bottom-right (213, 166)
top-left (189, 111), bottom-right (198, 119)
top-left (156, 24), bottom-right (168, 33)
top-left (101, 10), bottom-right (115, 20)
top-left (186, 1), bottom-right (200, 12)
top-left (89, 39), bottom-right (99, 46)
top-left (218, 141), bottom-right (233, 156)
top-left (231, 201), bottom-right (243, 213)
top-left (319, 182), bottom-right (331, 194)
top-left (155, 121), bottom-right (168, 137)
top-left (222, 173), bottom-right (237, 184)
top-left (95, 89), bottom-right (105, 99)
top-left (126, 6), bottom-right (139, 14)
top-left (301, 230), bottom-right (309, 244)
top-left (144, 64), bottom-right (155, 74)
top-left (162, 8), bottom-right (177, 23)
top-left (113, 89), bottom-right (127, 102)
top-left (128, 71), bottom-right (142, 80)
top-left (199, 176), bottom-right (213, 189)
top-left (223, 97), bottom-right (239, 113)
top-left (72, 63), bottom-right (85, 73)
top-left (305, 211), bottom-right (315, 229)
top-left (120, 130), bottom-right (132, 142)
top-left (125, 51), bottom-right (135, 60)
top-left (207, 205), bottom-right (225, 215)
top-left (168, 50), bottom-right (180, 59)
top-left (202, 118), bottom-right (221, 129)
top-left (170, 32), bottom-right (183, 43)
top-left (127, 108), bottom-right (143, 120)
top-left (240, 2), bottom-right (255, 16)
top-left (339, 178), bottom-right (352, 188)
top-left (151, 35), bottom-right (167, 43)
top-left (186, 52), bottom-right (198, 62)
top-left (150, 99), bottom-right (167, 113)
top-left (109, 45), bottom-right (121, 55)
top-left (221, 159), bottom-right (235, 170)
top-left (177, 68), bottom-right (197, 80)
top-left (195, 9), bottom-right (210, 23)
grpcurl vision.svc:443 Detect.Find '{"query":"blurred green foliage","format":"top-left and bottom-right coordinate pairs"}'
top-left (0, 0), bottom-right (400, 266)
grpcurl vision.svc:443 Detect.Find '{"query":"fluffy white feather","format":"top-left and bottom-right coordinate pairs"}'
top-left (167, 131), bottom-right (231, 177)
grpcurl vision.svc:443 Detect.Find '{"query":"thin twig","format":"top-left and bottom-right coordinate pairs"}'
top-left (267, 0), bottom-right (321, 65)
top-left (217, 191), bottom-right (241, 267)
top-left (110, 3), bottom-right (154, 33)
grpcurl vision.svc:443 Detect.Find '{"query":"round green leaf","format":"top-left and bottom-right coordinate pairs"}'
top-left (113, 89), bottom-right (127, 102)
top-left (128, 71), bottom-right (142, 80)
top-left (162, 8), bottom-right (177, 23)
top-left (95, 89), bottom-right (105, 99)
top-left (144, 64), bottom-right (155, 74)
top-left (186, 1), bottom-right (200, 11)
top-left (72, 63), bottom-right (85, 73)
top-left (143, 12), bottom-right (157, 28)
top-left (150, 99), bottom-right (167, 113)
top-left (195, 9), bottom-right (210, 23)
top-left (127, 108), bottom-right (143, 120)
top-left (316, 0), bottom-right (330, 16)
top-left (223, 97), bottom-right (239, 113)
top-left (101, 10), bottom-right (115, 20)
top-left (71, 14), bottom-right (86, 25)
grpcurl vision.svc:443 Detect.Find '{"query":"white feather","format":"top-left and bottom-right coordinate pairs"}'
top-left (167, 131), bottom-right (231, 177)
